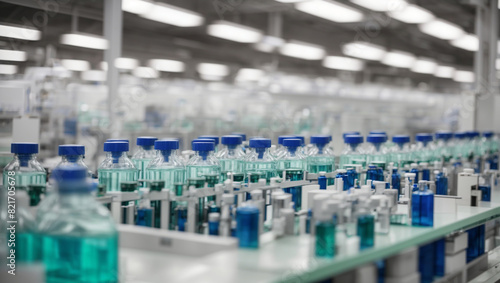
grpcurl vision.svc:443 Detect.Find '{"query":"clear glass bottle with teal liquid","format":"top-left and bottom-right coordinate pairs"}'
top-left (339, 134), bottom-right (366, 169)
top-left (389, 135), bottom-right (412, 170)
top-left (57, 144), bottom-right (93, 177)
top-left (295, 135), bottom-right (306, 155)
top-left (186, 140), bottom-right (220, 184)
top-left (136, 187), bottom-right (154, 227)
top-left (357, 199), bottom-right (375, 250)
top-left (217, 135), bottom-right (245, 182)
top-left (273, 135), bottom-right (296, 159)
top-left (244, 138), bottom-right (277, 184)
top-left (412, 133), bottom-right (435, 164)
top-left (365, 134), bottom-right (388, 170)
top-left (147, 139), bottom-right (185, 191)
top-left (98, 141), bottom-right (138, 192)
top-left (435, 132), bottom-right (454, 164)
top-left (3, 142), bottom-right (46, 190)
top-left (131, 136), bottom-right (157, 180)
top-left (452, 132), bottom-right (467, 162)
top-left (38, 165), bottom-right (118, 283)
top-left (307, 135), bottom-right (335, 185)
top-left (276, 138), bottom-right (305, 211)
top-left (315, 207), bottom-right (336, 258)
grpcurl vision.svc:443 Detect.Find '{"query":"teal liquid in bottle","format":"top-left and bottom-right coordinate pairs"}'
top-left (146, 139), bottom-right (185, 192)
top-left (277, 138), bottom-right (305, 211)
top-left (217, 135), bottom-right (245, 182)
top-left (244, 138), bottom-right (277, 184)
top-left (131, 137), bottom-right (157, 180)
top-left (339, 135), bottom-right (366, 169)
top-left (39, 165), bottom-right (118, 283)
top-left (98, 141), bottom-right (138, 192)
top-left (3, 142), bottom-right (46, 188)
top-left (307, 135), bottom-right (335, 185)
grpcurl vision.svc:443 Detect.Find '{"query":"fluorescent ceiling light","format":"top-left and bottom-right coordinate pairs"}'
top-left (100, 57), bottom-right (139, 70)
top-left (207, 21), bottom-right (263, 43)
top-left (197, 63), bottom-right (230, 76)
top-left (410, 58), bottom-right (437, 74)
top-left (140, 2), bottom-right (204, 27)
top-left (280, 40), bottom-right (325, 60)
top-left (253, 36), bottom-right (285, 53)
top-left (122, 0), bottom-right (153, 14)
top-left (236, 68), bottom-right (264, 81)
top-left (148, 59), bottom-right (185, 73)
top-left (323, 56), bottom-right (364, 71)
top-left (60, 33), bottom-right (108, 50)
top-left (418, 19), bottom-right (464, 40)
top-left (61, 59), bottom-right (90, 72)
top-left (133, 66), bottom-right (159, 78)
top-left (451, 34), bottom-right (479, 51)
top-left (81, 70), bottom-right (106, 82)
top-left (453, 70), bottom-right (474, 83)
top-left (497, 58), bottom-right (500, 70)
top-left (0, 49), bottom-right (27, 61)
top-left (342, 41), bottom-right (386, 60)
top-left (201, 74), bottom-right (224, 81)
top-left (0, 24), bottom-right (41, 41)
top-left (434, 65), bottom-right (455, 78)
top-left (388, 4), bottom-right (434, 24)
top-left (296, 0), bottom-right (364, 23)
top-left (0, 64), bottom-right (18, 75)
top-left (350, 0), bottom-right (407, 12)
top-left (381, 50), bottom-right (416, 68)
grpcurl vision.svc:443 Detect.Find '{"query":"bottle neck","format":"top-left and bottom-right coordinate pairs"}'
top-left (286, 146), bottom-right (299, 156)
top-left (107, 151), bottom-right (128, 164)
top-left (62, 155), bottom-right (84, 163)
top-left (346, 143), bottom-right (361, 152)
top-left (370, 142), bottom-right (382, 152)
top-left (16, 153), bottom-right (36, 167)
top-left (395, 143), bottom-right (406, 150)
top-left (254, 147), bottom-right (268, 159)
top-left (315, 144), bottom-right (325, 154)
top-left (418, 141), bottom-right (429, 147)
top-left (222, 144), bottom-right (241, 156)
top-left (160, 150), bottom-right (173, 162)
top-left (141, 145), bottom-right (153, 151)
top-left (196, 150), bottom-right (213, 161)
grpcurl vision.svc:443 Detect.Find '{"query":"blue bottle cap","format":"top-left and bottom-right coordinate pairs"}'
top-left (295, 136), bottom-right (305, 146)
top-left (192, 138), bottom-right (215, 148)
top-left (283, 138), bottom-right (301, 147)
top-left (343, 131), bottom-right (360, 139)
top-left (136, 136), bottom-right (157, 146)
top-left (198, 135), bottom-right (219, 145)
top-left (221, 135), bottom-right (243, 145)
top-left (58, 144), bottom-right (85, 156)
top-left (415, 133), bottom-right (433, 142)
top-left (51, 165), bottom-right (87, 182)
top-left (483, 131), bottom-right (494, 138)
top-left (310, 135), bottom-right (330, 145)
top-left (11, 142), bottom-right (39, 154)
top-left (155, 139), bottom-right (179, 150)
top-left (435, 131), bottom-right (453, 140)
top-left (367, 134), bottom-right (387, 143)
top-left (466, 131), bottom-right (480, 138)
top-left (249, 138), bottom-right (272, 148)
top-left (370, 130), bottom-right (387, 135)
top-left (104, 141), bottom-right (129, 152)
top-left (344, 135), bottom-right (363, 144)
top-left (392, 135), bottom-right (410, 144)
top-left (454, 132), bottom-right (466, 139)
top-left (278, 135), bottom-right (296, 145)
top-left (107, 139), bottom-right (129, 143)
top-left (192, 141), bottom-right (215, 151)
top-left (237, 205), bottom-right (259, 215)
top-left (231, 132), bottom-right (246, 141)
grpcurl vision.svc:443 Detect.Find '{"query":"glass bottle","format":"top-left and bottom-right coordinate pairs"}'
top-left (131, 136), bottom-right (157, 180)
top-left (339, 134), bottom-right (366, 169)
top-left (356, 199), bottom-right (375, 250)
top-left (412, 133), bottom-right (435, 164)
top-left (3, 142), bottom-right (46, 190)
top-left (38, 165), bottom-right (118, 283)
top-left (274, 135), bottom-right (296, 159)
top-left (365, 134), bottom-right (388, 171)
top-left (315, 207), bottom-right (336, 258)
top-left (435, 169), bottom-right (448, 195)
top-left (276, 138), bottom-right (305, 211)
top-left (97, 141), bottom-right (138, 192)
top-left (389, 135), bottom-right (412, 170)
top-left (217, 135), bottom-right (245, 182)
top-left (244, 138), bottom-right (277, 184)
top-left (434, 132), bottom-right (453, 164)
top-left (57, 144), bottom-right (92, 177)
top-left (307, 135), bottom-right (335, 185)
top-left (147, 139), bottom-right (185, 191)
top-left (231, 132), bottom-right (248, 152)
top-left (186, 141), bottom-right (220, 184)
top-left (412, 181), bottom-right (434, 227)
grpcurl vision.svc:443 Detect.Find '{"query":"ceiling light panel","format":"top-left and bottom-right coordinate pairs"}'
top-left (236, 68), bottom-right (264, 81)
top-left (342, 41), bottom-right (386, 60)
top-left (418, 19), bottom-right (464, 40)
top-left (453, 70), bottom-right (474, 83)
top-left (60, 33), bottom-right (108, 50)
top-left (0, 64), bottom-right (18, 75)
top-left (133, 67), bottom-right (159, 78)
top-left (296, 0), bottom-right (365, 23)
top-left (434, 65), bottom-right (455, 78)
top-left (411, 58), bottom-right (437, 74)
top-left (0, 24), bottom-right (41, 41)
top-left (280, 40), bottom-right (326, 60)
top-left (388, 4), bottom-right (434, 24)
top-left (350, 0), bottom-right (407, 12)
top-left (122, 0), bottom-right (154, 14)
top-left (197, 63), bottom-right (230, 76)
top-left (207, 21), bottom-right (263, 43)
top-left (451, 34), bottom-right (479, 51)
top-left (0, 49), bottom-right (27, 61)
top-left (148, 59), bottom-right (185, 73)
top-left (81, 70), bottom-right (106, 82)
top-left (61, 59), bottom-right (90, 72)
top-left (381, 50), bottom-right (416, 68)
top-left (140, 2), bottom-right (204, 27)
top-left (323, 56), bottom-right (365, 71)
